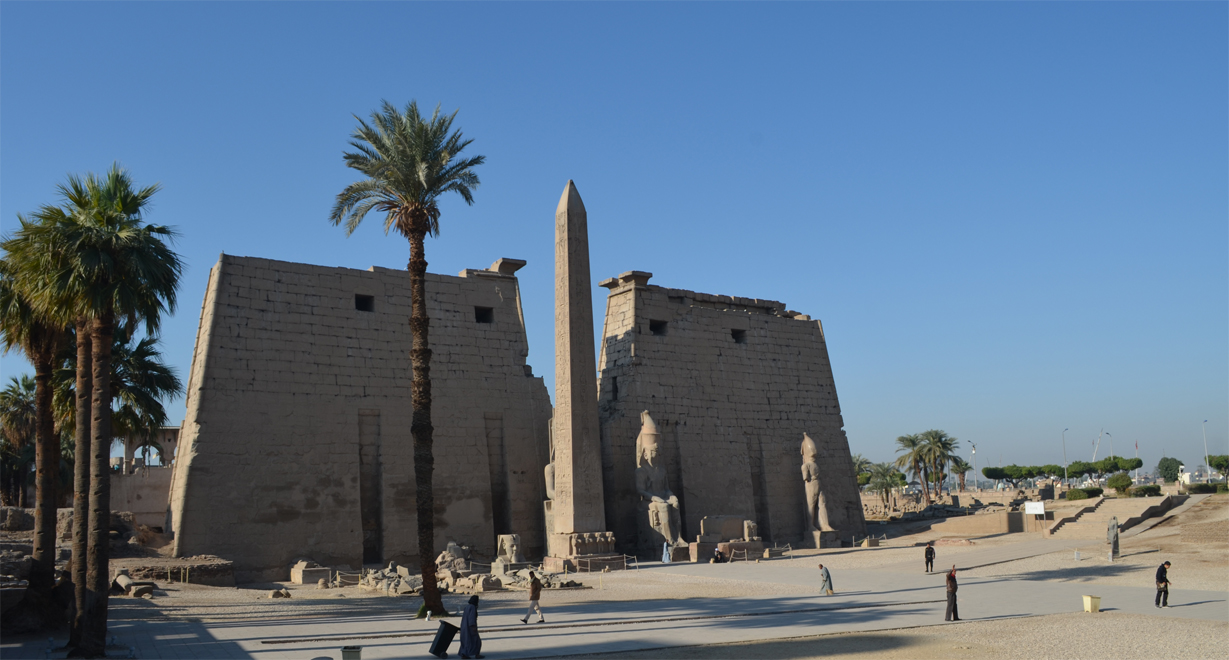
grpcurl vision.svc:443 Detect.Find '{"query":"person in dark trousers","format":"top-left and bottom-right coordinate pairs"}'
top-left (945, 565), bottom-right (961, 621)
top-left (1155, 561), bottom-right (1171, 608)
top-left (459, 595), bottom-right (483, 659)
top-left (521, 571), bottom-right (545, 623)
top-left (925, 542), bottom-right (935, 573)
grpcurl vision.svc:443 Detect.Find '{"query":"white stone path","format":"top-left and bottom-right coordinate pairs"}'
top-left (3, 539), bottom-right (1224, 659)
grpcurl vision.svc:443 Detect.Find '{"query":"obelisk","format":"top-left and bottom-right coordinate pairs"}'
top-left (549, 180), bottom-right (610, 561)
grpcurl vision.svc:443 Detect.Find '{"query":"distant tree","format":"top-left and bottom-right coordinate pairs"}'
top-left (982, 466), bottom-right (1017, 487)
top-left (867, 463), bottom-right (903, 508)
top-left (0, 375), bottom-right (36, 506)
top-left (856, 473), bottom-right (871, 487)
top-left (1117, 457), bottom-right (1143, 472)
top-left (851, 453), bottom-right (872, 478)
top-left (950, 457), bottom-right (972, 491)
top-left (919, 430), bottom-right (959, 498)
top-left (1208, 455), bottom-right (1229, 476)
top-left (894, 434), bottom-right (931, 504)
top-left (1040, 465), bottom-right (1064, 480)
top-left (1106, 472), bottom-right (1133, 495)
top-left (1156, 457), bottom-right (1183, 483)
top-left (1067, 460), bottom-right (1092, 481)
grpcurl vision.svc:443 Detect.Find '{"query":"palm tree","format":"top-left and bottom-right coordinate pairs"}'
top-left (329, 100), bottom-right (483, 616)
top-left (867, 463), bottom-right (901, 508)
top-left (851, 453), bottom-right (872, 478)
top-left (920, 430), bottom-right (959, 498)
top-left (950, 457), bottom-right (972, 492)
top-left (0, 375), bottom-right (37, 506)
top-left (0, 253), bottom-right (70, 615)
top-left (893, 434), bottom-right (931, 504)
top-left (55, 327), bottom-right (182, 450)
top-left (14, 165), bottom-right (181, 655)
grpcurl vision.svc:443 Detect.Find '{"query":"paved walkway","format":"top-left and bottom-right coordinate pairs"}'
top-left (4, 553), bottom-right (1222, 659)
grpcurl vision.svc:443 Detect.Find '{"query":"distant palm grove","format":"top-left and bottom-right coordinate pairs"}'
top-left (1, 165), bottom-right (183, 657)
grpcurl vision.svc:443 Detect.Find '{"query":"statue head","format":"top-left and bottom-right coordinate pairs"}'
top-left (801, 433), bottom-right (818, 463)
top-left (637, 411), bottom-right (660, 468)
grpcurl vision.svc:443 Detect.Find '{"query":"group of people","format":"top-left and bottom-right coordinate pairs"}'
top-left (440, 544), bottom-right (1179, 657)
top-left (447, 571), bottom-right (546, 660)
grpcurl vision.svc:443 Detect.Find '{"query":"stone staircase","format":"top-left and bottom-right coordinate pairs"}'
top-left (1047, 496), bottom-right (1172, 539)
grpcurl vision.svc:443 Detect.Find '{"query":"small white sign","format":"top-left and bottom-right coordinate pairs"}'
top-left (1024, 501), bottom-right (1045, 515)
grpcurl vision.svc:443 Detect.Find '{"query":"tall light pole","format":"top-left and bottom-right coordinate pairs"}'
top-left (970, 443), bottom-right (977, 492)
top-left (1202, 420), bottom-right (1210, 479)
top-left (1062, 428), bottom-right (1069, 487)
top-left (1106, 432), bottom-right (1113, 461)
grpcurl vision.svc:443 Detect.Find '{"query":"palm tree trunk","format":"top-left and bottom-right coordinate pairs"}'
top-left (407, 227), bottom-right (443, 616)
top-left (79, 312), bottom-right (113, 656)
top-left (28, 344), bottom-right (59, 611)
top-left (915, 459), bottom-right (931, 505)
top-left (69, 318), bottom-right (92, 647)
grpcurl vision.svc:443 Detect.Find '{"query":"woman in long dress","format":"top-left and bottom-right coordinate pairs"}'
top-left (459, 595), bottom-right (483, 659)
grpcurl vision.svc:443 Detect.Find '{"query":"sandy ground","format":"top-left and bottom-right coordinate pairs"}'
top-left (961, 495), bottom-right (1228, 591)
top-left (552, 612), bottom-right (1228, 660)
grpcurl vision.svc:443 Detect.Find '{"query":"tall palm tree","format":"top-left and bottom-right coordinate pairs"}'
top-left (920, 430), bottom-right (959, 498)
top-left (0, 253), bottom-right (70, 615)
top-left (950, 457), bottom-right (972, 492)
top-left (850, 453), bottom-right (872, 477)
top-left (0, 375), bottom-right (37, 506)
top-left (893, 434), bottom-right (931, 505)
top-left (15, 165), bottom-right (181, 656)
top-left (329, 100), bottom-right (483, 616)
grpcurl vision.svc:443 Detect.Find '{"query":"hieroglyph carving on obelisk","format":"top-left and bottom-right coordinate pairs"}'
top-left (551, 181), bottom-right (607, 544)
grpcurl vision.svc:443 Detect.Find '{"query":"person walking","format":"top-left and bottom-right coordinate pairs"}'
top-left (817, 563), bottom-right (834, 596)
top-left (924, 542), bottom-right (935, 573)
top-left (1155, 561), bottom-right (1171, 608)
top-left (945, 565), bottom-right (961, 621)
top-left (459, 595), bottom-right (483, 659)
top-left (521, 571), bottom-right (545, 623)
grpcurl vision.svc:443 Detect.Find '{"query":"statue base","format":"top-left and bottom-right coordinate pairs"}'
top-left (491, 558), bottom-right (534, 575)
top-left (545, 531), bottom-right (623, 572)
top-left (543, 553), bottom-right (625, 573)
top-left (805, 530), bottom-right (840, 549)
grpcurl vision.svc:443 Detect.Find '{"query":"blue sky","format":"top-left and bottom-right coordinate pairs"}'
top-left (2, 2), bottom-right (1225, 471)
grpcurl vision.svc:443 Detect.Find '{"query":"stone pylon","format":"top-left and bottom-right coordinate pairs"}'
top-left (548, 181), bottom-right (617, 565)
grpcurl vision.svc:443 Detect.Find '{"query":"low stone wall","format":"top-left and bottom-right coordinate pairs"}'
top-left (927, 511), bottom-right (1053, 537)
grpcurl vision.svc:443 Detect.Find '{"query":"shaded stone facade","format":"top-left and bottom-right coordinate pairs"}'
top-left (596, 272), bottom-right (866, 556)
top-left (167, 255), bottom-right (551, 582)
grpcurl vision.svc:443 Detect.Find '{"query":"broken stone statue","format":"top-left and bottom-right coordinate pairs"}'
top-left (635, 411), bottom-right (684, 556)
top-left (493, 534), bottom-right (533, 575)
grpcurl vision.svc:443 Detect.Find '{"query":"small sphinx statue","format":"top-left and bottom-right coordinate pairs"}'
top-left (635, 411), bottom-right (683, 548)
top-left (801, 433), bottom-right (833, 531)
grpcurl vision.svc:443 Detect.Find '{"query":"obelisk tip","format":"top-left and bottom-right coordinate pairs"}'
top-left (557, 180), bottom-right (585, 216)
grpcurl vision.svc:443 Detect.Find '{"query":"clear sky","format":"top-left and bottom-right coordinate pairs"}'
top-left (2, 2), bottom-right (1225, 472)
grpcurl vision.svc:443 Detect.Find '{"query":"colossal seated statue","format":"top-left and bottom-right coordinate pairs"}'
top-left (635, 411), bottom-right (683, 552)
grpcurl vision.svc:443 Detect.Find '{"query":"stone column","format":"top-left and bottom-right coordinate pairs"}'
top-left (549, 180), bottom-right (612, 561)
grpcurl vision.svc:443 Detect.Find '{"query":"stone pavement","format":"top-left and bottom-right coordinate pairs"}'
top-left (3, 543), bottom-right (1223, 660)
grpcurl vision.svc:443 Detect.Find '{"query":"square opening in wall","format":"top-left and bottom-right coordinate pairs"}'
top-left (475, 307), bottom-right (494, 323)
top-left (355, 294), bottom-right (375, 312)
top-left (732, 329), bottom-right (747, 344)
top-left (649, 320), bottom-right (668, 336)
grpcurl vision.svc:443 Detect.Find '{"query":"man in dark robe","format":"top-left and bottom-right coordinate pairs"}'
top-left (945, 565), bottom-right (961, 621)
top-left (925, 542), bottom-right (935, 573)
top-left (459, 595), bottom-right (483, 659)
